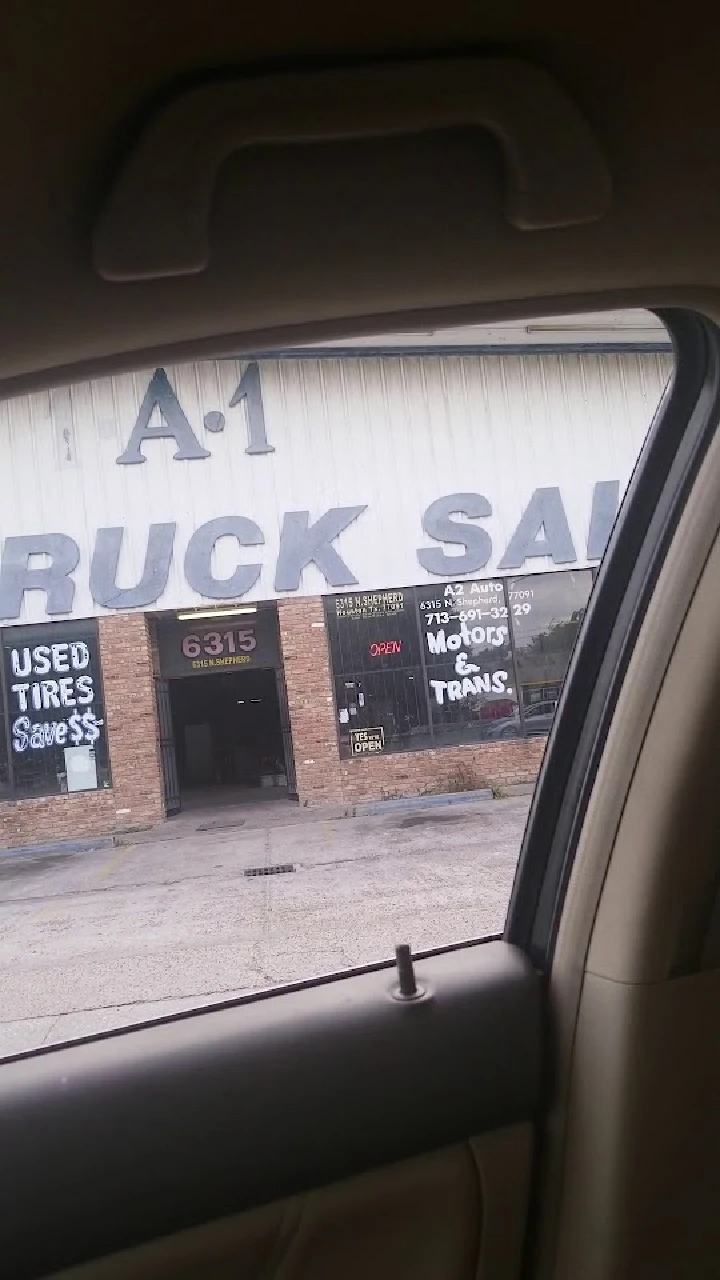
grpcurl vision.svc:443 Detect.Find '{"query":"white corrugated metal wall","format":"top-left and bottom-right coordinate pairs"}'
top-left (0, 350), bottom-right (672, 623)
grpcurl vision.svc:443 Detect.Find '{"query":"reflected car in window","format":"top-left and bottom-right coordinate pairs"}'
top-left (487, 700), bottom-right (558, 739)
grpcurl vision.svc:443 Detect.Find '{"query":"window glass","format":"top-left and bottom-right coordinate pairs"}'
top-left (418, 580), bottom-right (520, 743)
top-left (2, 620), bottom-right (110, 798)
top-left (508, 570), bottom-right (593, 719)
top-left (325, 590), bottom-right (431, 755)
top-left (0, 689), bottom-right (9, 798)
top-left (0, 311), bottom-right (671, 1055)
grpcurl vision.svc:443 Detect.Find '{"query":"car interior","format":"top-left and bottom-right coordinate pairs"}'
top-left (3, 4), bottom-right (720, 1278)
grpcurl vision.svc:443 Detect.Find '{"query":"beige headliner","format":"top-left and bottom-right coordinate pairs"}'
top-left (3, 3), bottom-right (720, 391)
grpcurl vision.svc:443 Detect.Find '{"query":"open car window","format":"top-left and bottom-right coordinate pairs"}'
top-left (0, 309), bottom-right (671, 1057)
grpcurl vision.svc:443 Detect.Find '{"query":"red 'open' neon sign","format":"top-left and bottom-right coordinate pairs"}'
top-left (369, 640), bottom-right (402, 657)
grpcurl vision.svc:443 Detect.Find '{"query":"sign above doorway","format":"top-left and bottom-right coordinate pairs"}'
top-left (156, 605), bottom-right (281, 679)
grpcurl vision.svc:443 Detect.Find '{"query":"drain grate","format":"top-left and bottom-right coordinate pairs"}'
top-left (243, 862), bottom-right (296, 877)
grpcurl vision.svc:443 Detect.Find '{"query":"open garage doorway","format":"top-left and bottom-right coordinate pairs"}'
top-left (168, 666), bottom-right (290, 809)
top-left (154, 604), bottom-right (297, 816)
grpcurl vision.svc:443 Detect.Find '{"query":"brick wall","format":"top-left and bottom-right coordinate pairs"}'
top-left (0, 613), bottom-right (165, 849)
top-left (278, 596), bottom-right (546, 806)
top-left (0, 598), bottom-right (546, 848)
top-left (278, 597), bottom-right (343, 802)
top-left (99, 613), bottom-right (165, 826)
top-left (338, 736), bottom-right (546, 804)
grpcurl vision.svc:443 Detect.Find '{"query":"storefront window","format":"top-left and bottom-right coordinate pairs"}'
top-left (326, 569), bottom-right (595, 758)
top-left (325, 590), bottom-right (431, 757)
top-left (508, 570), bottom-right (593, 728)
top-left (0, 691), bottom-right (10, 798)
top-left (418, 580), bottom-right (520, 743)
top-left (0, 620), bottom-right (110, 798)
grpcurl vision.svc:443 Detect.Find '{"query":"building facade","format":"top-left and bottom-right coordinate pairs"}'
top-left (0, 316), bottom-right (671, 844)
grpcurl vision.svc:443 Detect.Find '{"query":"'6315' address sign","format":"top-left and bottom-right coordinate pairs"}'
top-left (155, 607), bottom-right (281, 679)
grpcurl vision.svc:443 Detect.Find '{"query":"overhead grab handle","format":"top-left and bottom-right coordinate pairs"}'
top-left (93, 57), bottom-right (612, 281)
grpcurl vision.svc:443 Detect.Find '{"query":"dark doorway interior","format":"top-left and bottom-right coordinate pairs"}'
top-left (169, 667), bottom-right (288, 806)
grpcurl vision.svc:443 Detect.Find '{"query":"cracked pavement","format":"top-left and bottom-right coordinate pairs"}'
top-left (0, 794), bottom-right (530, 1056)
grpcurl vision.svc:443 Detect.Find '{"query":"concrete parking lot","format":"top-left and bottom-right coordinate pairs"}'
top-left (0, 794), bottom-right (530, 1057)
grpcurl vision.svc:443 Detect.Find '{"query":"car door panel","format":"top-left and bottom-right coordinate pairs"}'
top-left (51, 1125), bottom-right (532, 1280)
top-left (1, 941), bottom-right (541, 1280)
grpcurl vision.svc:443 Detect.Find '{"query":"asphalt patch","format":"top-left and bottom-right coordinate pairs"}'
top-left (0, 850), bottom-right (77, 881)
top-left (195, 818), bottom-right (246, 833)
top-left (397, 811), bottom-right (488, 829)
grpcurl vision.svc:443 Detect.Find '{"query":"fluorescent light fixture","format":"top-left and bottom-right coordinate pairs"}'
top-left (176, 605), bottom-right (258, 621)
